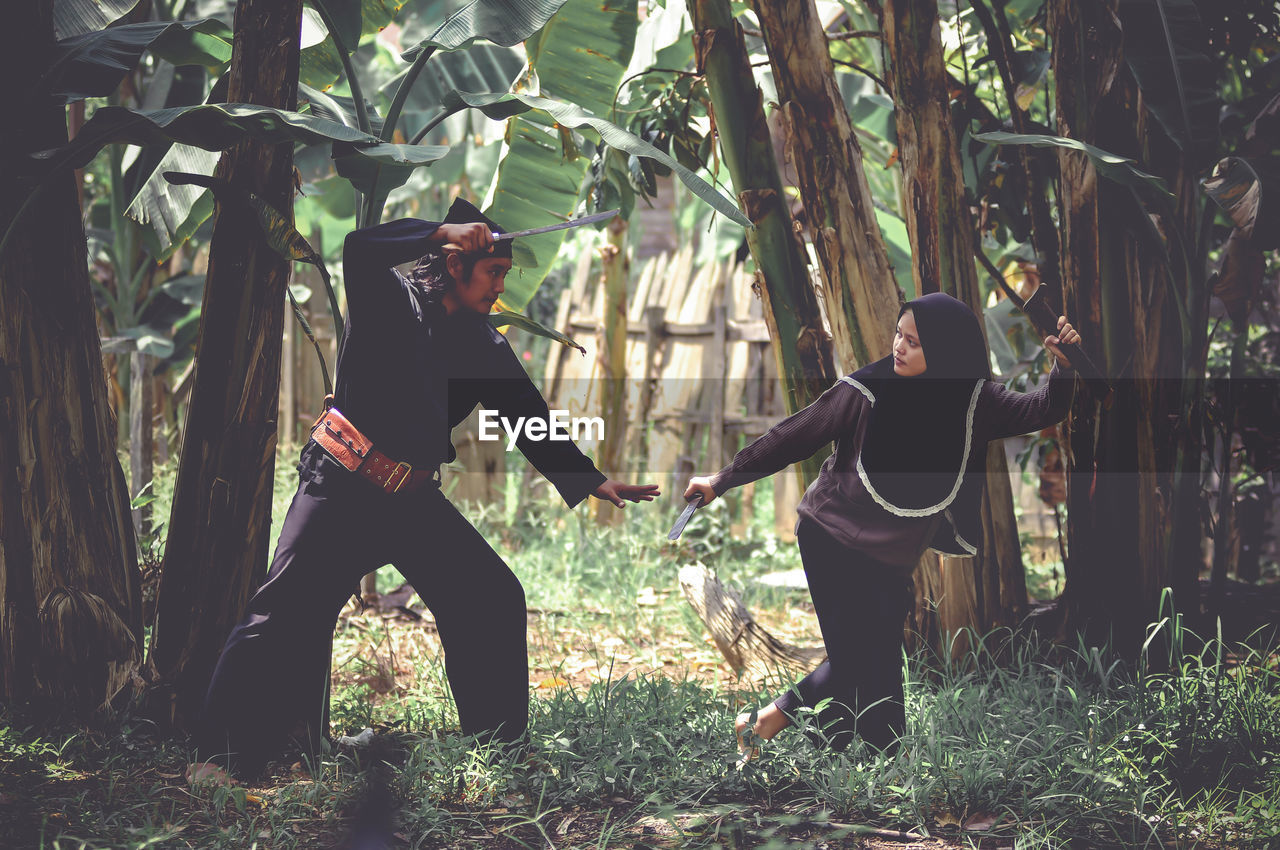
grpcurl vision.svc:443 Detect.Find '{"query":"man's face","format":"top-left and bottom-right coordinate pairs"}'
top-left (453, 256), bottom-right (512, 314)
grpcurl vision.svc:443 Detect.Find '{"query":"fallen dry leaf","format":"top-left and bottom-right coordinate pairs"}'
top-left (935, 811), bottom-right (961, 829)
top-left (964, 811), bottom-right (1000, 831)
top-left (185, 762), bottom-right (234, 788)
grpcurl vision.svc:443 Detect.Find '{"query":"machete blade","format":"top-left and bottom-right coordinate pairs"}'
top-left (668, 493), bottom-right (704, 541)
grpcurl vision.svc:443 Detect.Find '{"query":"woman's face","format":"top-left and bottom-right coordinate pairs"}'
top-left (892, 309), bottom-right (927, 376)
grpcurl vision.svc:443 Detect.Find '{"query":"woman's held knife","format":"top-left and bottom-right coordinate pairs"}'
top-left (668, 494), bottom-right (704, 541)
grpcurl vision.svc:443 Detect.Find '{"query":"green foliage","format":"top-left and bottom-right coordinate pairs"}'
top-left (403, 0), bottom-right (568, 55)
top-left (480, 0), bottom-right (642, 309)
top-left (487, 310), bottom-right (585, 352)
top-left (33, 103), bottom-right (384, 175)
top-left (314, 0), bottom-right (408, 53)
top-left (43, 19), bottom-right (232, 104)
top-left (972, 131), bottom-right (1173, 196)
top-left (1119, 0), bottom-right (1222, 165)
top-left (7, 610), bottom-right (1277, 847)
top-left (127, 143), bottom-right (219, 260)
top-left (53, 0), bottom-right (144, 40)
top-left (9, 451), bottom-right (1280, 845)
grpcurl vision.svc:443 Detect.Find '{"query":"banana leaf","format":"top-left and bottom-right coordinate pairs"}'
top-left (53, 0), bottom-right (141, 40)
top-left (156, 274), bottom-right (206, 306)
top-left (31, 103), bottom-right (389, 175)
top-left (873, 206), bottom-right (915, 300)
top-left (1203, 156), bottom-right (1261, 238)
top-left (300, 84), bottom-right (386, 137)
top-left (1118, 0), bottom-right (1220, 166)
top-left (972, 131), bottom-right (1172, 196)
top-left (1203, 157), bottom-right (1267, 320)
top-left (333, 140), bottom-right (451, 213)
top-left (44, 19), bottom-right (232, 104)
top-left (402, 0), bottom-right (571, 58)
top-left (104, 323), bottom-right (175, 358)
top-left (488, 309), bottom-right (583, 352)
top-left (126, 143), bottom-right (220, 260)
top-left (301, 30), bottom-right (347, 91)
top-left (164, 171), bottom-right (341, 390)
top-left (1011, 49), bottom-right (1050, 111)
top-left (301, 82), bottom-right (361, 127)
top-left (309, 0), bottom-right (409, 54)
top-left (113, 83), bottom-right (398, 262)
top-left (367, 0), bottom-right (575, 222)
top-left (286, 286), bottom-right (334, 396)
top-left (472, 0), bottom-right (639, 308)
top-left (845, 89), bottom-right (896, 146)
top-left (381, 43), bottom-right (525, 130)
top-left (453, 89), bottom-right (752, 221)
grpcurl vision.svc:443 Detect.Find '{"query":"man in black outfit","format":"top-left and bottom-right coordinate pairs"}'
top-left (196, 199), bottom-right (658, 776)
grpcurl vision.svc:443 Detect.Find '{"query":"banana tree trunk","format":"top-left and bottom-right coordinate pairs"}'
top-left (748, 0), bottom-right (901, 373)
top-left (0, 0), bottom-right (141, 710)
top-left (595, 215), bottom-right (628, 524)
top-left (689, 0), bottom-right (836, 483)
top-left (882, 0), bottom-right (1028, 646)
top-left (1050, 0), bottom-right (1203, 650)
top-left (130, 350), bottom-right (154, 539)
top-left (151, 0), bottom-right (304, 727)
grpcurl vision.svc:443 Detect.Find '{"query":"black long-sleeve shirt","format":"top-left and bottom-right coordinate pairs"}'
top-left (710, 363), bottom-right (1076, 567)
top-left (297, 218), bottom-right (606, 507)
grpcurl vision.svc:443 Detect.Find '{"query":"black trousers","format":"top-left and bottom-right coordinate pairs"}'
top-left (773, 518), bottom-right (912, 751)
top-left (197, 477), bottom-right (528, 772)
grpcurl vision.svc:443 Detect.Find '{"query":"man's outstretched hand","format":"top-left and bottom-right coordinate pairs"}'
top-left (593, 479), bottom-right (661, 508)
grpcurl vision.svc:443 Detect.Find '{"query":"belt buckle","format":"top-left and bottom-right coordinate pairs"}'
top-left (389, 461), bottom-right (413, 493)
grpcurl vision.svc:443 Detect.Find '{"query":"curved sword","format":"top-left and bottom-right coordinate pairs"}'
top-left (493, 208), bottom-right (620, 241)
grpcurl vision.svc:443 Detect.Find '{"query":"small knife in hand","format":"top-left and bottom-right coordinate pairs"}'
top-left (668, 493), bottom-right (704, 541)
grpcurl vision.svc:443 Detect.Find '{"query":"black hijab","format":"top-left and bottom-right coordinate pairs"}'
top-left (849, 292), bottom-right (990, 556)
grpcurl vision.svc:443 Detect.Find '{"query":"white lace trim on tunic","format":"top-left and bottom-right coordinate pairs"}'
top-left (853, 378), bottom-right (984, 518)
top-left (839, 375), bottom-right (876, 405)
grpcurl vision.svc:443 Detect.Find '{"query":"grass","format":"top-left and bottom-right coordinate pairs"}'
top-left (6, 458), bottom-right (1280, 848)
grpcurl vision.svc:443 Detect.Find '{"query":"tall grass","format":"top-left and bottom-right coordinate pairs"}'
top-left (319, 629), bottom-right (1278, 848)
top-left (5, 458), bottom-right (1277, 848)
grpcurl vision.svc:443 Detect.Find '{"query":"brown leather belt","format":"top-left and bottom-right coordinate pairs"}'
top-left (310, 405), bottom-right (438, 495)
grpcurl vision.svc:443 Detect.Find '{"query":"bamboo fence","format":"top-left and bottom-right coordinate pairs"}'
top-left (539, 247), bottom-right (802, 534)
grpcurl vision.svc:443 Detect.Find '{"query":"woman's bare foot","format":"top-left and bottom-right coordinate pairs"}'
top-left (735, 704), bottom-right (791, 765)
top-left (734, 714), bottom-right (758, 763)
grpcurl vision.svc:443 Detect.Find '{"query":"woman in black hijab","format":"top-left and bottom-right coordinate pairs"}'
top-left (685, 292), bottom-right (1081, 755)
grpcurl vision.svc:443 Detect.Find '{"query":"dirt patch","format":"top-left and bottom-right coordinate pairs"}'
top-left (335, 586), bottom-right (825, 701)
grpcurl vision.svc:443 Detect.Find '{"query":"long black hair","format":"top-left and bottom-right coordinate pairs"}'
top-left (407, 252), bottom-right (479, 303)
top-left (413, 197), bottom-right (512, 302)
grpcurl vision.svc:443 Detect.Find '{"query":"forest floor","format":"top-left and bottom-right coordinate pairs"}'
top-left (3, 480), bottom-right (1279, 848)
